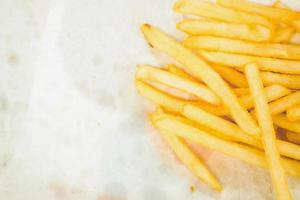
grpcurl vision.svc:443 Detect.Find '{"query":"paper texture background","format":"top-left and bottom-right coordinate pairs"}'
top-left (1, 0), bottom-right (300, 199)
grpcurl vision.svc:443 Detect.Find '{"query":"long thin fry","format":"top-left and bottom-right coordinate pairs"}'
top-left (211, 64), bottom-right (248, 88)
top-left (183, 104), bottom-right (300, 161)
top-left (150, 110), bottom-right (222, 191)
top-left (245, 63), bottom-right (291, 200)
top-left (286, 131), bottom-right (300, 144)
top-left (287, 105), bottom-right (300, 121)
top-left (261, 71), bottom-right (300, 89)
top-left (269, 91), bottom-right (300, 115)
top-left (273, 114), bottom-right (300, 134)
top-left (174, 0), bottom-right (275, 29)
top-left (136, 65), bottom-right (220, 104)
top-left (141, 24), bottom-right (260, 136)
top-left (152, 113), bottom-right (300, 177)
top-left (199, 50), bottom-right (300, 74)
top-left (177, 19), bottom-right (271, 42)
top-left (217, 0), bottom-right (300, 25)
top-left (185, 36), bottom-right (300, 60)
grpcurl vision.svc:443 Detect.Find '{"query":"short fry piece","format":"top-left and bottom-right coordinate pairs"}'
top-left (217, 0), bottom-right (300, 25)
top-left (177, 19), bottom-right (271, 42)
top-left (261, 71), bottom-right (300, 89)
top-left (153, 113), bottom-right (300, 177)
top-left (136, 65), bottom-right (220, 104)
top-left (245, 63), bottom-right (291, 200)
top-left (269, 91), bottom-right (300, 115)
top-left (287, 105), bottom-right (300, 122)
top-left (273, 114), bottom-right (300, 134)
top-left (211, 64), bottom-right (248, 88)
top-left (174, 0), bottom-right (275, 29)
top-left (141, 24), bottom-right (260, 136)
top-left (199, 50), bottom-right (300, 75)
top-left (185, 36), bottom-right (300, 60)
top-left (286, 131), bottom-right (300, 144)
top-left (150, 111), bottom-right (222, 191)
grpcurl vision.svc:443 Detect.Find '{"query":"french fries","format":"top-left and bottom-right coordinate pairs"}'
top-left (174, 0), bottom-right (275, 29)
top-left (177, 19), bottom-right (271, 42)
top-left (245, 64), bottom-right (291, 200)
top-left (261, 72), bottom-right (300, 89)
top-left (185, 36), bottom-right (300, 60)
top-left (150, 109), bottom-right (222, 191)
top-left (269, 91), bottom-right (300, 115)
top-left (137, 81), bottom-right (300, 160)
top-left (152, 112), bottom-right (300, 177)
top-left (136, 65), bottom-right (220, 104)
top-left (183, 104), bottom-right (300, 161)
top-left (273, 114), bottom-right (300, 134)
top-left (199, 50), bottom-right (300, 75)
top-left (287, 105), bottom-right (300, 122)
top-left (141, 24), bottom-right (260, 136)
top-left (216, 0), bottom-right (300, 26)
top-left (136, 0), bottom-right (300, 196)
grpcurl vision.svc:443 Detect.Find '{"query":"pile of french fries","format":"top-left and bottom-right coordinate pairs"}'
top-left (135, 0), bottom-right (300, 199)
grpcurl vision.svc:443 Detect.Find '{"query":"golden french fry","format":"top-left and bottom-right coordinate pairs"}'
top-left (183, 103), bottom-right (300, 161)
top-left (152, 113), bottom-right (300, 177)
top-left (261, 71), bottom-right (300, 89)
top-left (269, 91), bottom-right (300, 115)
top-left (273, 114), bottom-right (300, 134)
top-left (165, 64), bottom-right (197, 81)
top-left (141, 24), bottom-right (260, 136)
top-left (287, 105), bottom-right (300, 121)
top-left (217, 0), bottom-right (300, 25)
top-left (136, 65), bottom-right (220, 104)
top-left (239, 85), bottom-right (291, 110)
top-left (199, 50), bottom-right (300, 74)
top-left (211, 64), bottom-right (248, 88)
top-left (174, 0), bottom-right (275, 30)
top-left (245, 63), bottom-right (291, 200)
top-left (286, 131), bottom-right (300, 144)
top-left (185, 36), bottom-right (300, 60)
top-left (150, 110), bottom-right (222, 191)
top-left (177, 19), bottom-right (271, 42)
top-left (233, 88), bottom-right (249, 96)
top-left (272, 27), bottom-right (295, 43)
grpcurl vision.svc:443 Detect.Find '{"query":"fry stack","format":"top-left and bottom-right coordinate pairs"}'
top-left (135, 0), bottom-right (300, 199)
